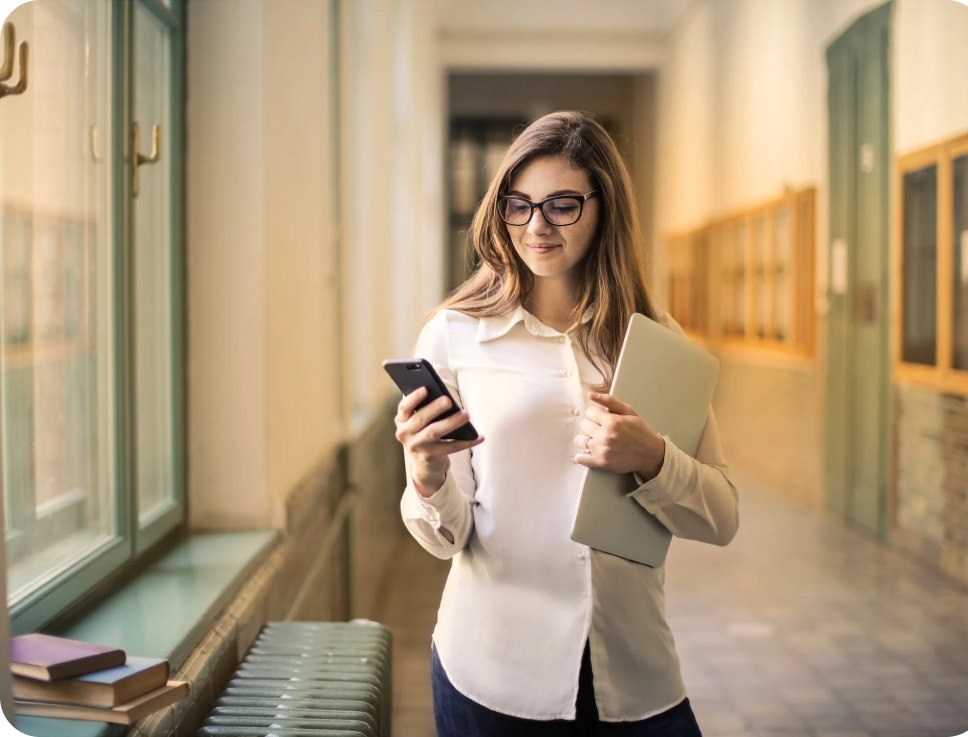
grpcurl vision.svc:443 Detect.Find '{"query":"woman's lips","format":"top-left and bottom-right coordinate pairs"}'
top-left (528, 244), bottom-right (560, 254)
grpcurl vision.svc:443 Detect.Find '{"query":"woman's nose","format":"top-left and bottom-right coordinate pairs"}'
top-left (527, 206), bottom-right (553, 235)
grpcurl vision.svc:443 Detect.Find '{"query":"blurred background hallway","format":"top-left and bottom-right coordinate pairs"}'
top-left (0, 0), bottom-right (966, 735)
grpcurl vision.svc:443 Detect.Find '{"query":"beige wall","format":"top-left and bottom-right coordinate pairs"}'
top-left (187, 0), bottom-right (269, 529)
top-left (189, 0), bottom-right (449, 528)
top-left (894, 0), bottom-right (968, 153)
top-left (264, 0), bottom-right (340, 504)
top-left (340, 0), bottom-right (447, 433)
top-left (187, 0), bottom-right (340, 529)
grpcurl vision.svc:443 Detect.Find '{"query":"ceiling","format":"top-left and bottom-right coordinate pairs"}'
top-left (433, 0), bottom-right (693, 36)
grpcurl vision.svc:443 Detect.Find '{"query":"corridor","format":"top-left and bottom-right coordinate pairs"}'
top-left (378, 472), bottom-right (968, 737)
top-left (3, 0), bottom-right (968, 734)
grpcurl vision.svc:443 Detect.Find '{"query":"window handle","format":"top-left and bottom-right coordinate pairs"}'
top-left (0, 22), bottom-right (28, 99)
top-left (132, 122), bottom-right (161, 197)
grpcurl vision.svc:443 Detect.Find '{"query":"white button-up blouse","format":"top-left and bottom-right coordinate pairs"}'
top-left (399, 305), bottom-right (739, 722)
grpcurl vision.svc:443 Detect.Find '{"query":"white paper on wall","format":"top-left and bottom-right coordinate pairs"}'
top-left (832, 239), bottom-right (848, 295)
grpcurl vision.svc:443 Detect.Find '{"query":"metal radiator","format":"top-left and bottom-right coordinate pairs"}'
top-left (196, 620), bottom-right (392, 737)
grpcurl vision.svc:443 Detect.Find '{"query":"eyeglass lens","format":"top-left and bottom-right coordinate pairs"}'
top-left (500, 197), bottom-right (584, 226)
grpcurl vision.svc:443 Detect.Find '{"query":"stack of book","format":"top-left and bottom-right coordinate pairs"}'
top-left (11, 634), bottom-right (188, 725)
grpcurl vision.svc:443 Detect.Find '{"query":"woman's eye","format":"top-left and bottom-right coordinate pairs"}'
top-left (549, 202), bottom-right (578, 215)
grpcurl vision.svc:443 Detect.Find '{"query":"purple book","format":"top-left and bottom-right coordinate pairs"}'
top-left (10, 634), bottom-right (126, 681)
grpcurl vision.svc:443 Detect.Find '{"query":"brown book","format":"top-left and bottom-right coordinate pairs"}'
top-left (10, 634), bottom-right (126, 681)
top-left (12, 656), bottom-right (169, 707)
top-left (14, 680), bottom-right (189, 725)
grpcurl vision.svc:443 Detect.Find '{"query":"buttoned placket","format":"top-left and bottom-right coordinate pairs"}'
top-left (558, 328), bottom-right (594, 584)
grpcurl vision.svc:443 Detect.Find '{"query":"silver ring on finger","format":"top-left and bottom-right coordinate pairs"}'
top-left (582, 435), bottom-right (592, 452)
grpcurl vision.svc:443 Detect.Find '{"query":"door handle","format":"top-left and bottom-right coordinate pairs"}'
top-left (0, 22), bottom-right (29, 99)
top-left (132, 122), bottom-right (161, 197)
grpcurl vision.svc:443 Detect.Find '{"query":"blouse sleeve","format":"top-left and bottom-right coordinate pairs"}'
top-left (399, 310), bottom-right (477, 560)
top-left (626, 311), bottom-right (740, 547)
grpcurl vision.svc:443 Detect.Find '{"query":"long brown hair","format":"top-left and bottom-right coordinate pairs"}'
top-left (438, 111), bottom-right (657, 389)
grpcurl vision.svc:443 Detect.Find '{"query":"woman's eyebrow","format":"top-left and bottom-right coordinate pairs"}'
top-left (506, 189), bottom-right (582, 198)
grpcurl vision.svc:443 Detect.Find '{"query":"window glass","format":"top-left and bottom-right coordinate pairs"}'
top-left (774, 207), bottom-right (790, 341)
top-left (733, 220), bottom-right (746, 335)
top-left (0, 0), bottom-right (117, 602)
top-left (901, 165), bottom-right (938, 366)
top-left (693, 233), bottom-right (707, 335)
top-left (954, 155), bottom-right (968, 371)
top-left (134, 2), bottom-right (176, 524)
top-left (754, 216), bottom-right (767, 338)
top-left (718, 226), bottom-right (732, 335)
top-left (797, 192), bottom-right (813, 348)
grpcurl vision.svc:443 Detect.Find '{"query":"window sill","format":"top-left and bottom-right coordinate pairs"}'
top-left (13, 529), bottom-right (279, 737)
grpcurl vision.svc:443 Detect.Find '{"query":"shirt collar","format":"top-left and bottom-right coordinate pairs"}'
top-left (476, 304), bottom-right (594, 343)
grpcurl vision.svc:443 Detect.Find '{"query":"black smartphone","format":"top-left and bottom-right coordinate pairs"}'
top-left (383, 358), bottom-right (479, 441)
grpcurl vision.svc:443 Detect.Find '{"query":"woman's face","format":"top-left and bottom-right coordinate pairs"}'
top-left (505, 155), bottom-right (599, 283)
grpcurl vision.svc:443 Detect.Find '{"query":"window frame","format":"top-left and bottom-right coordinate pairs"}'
top-left (7, 0), bottom-right (188, 634)
top-left (665, 187), bottom-right (816, 358)
top-left (892, 131), bottom-right (968, 396)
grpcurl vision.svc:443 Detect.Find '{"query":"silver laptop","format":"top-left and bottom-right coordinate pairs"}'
top-left (570, 313), bottom-right (719, 567)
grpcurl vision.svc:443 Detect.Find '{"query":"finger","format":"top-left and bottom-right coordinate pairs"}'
top-left (579, 419), bottom-right (601, 439)
top-left (397, 386), bottom-right (428, 420)
top-left (408, 395), bottom-right (453, 432)
top-left (573, 451), bottom-right (603, 468)
top-left (588, 392), bottom-right (636, 416)
top-left (443, 436), bottom-right (485, 455)
top-left (584, 404), bottom-right (612, 425)
top-left (415, 408), bottom-right (470, 444)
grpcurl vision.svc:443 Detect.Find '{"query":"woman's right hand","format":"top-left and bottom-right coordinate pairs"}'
top-left (394, 386), bottom-right (484, 498)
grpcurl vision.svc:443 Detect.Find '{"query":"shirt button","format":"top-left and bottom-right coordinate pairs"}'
top-left (565, 370), bottom-right (573, 377)
top-left (573, 408), bottom-right (581, 416)
top-left (558, 336), bottom-right (566, 344)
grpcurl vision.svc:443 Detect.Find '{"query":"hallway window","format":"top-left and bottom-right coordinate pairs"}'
top-left (954, 154), bottom-right (968, 371)
top-left (895, 133), bottom-right (968, 394)
top-left (900, 165), bottom-right (938, 366)
top-left (0, 0), bottom-right (186, 632)
top-left (667, 187), bottom-right (814, 356)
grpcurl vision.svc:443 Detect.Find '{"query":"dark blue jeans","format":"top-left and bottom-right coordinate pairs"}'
top-left (432, 642), bottom-right (703, 737)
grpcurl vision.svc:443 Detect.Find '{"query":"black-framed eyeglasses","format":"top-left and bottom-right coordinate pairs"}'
top-left (496, 191), bottom-right (599, 227)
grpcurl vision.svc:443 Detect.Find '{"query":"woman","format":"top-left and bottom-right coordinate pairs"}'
top-left (394, 111), bottom-right (739, 736)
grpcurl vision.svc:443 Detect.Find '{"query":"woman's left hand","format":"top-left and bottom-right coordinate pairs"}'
top-left (574, 392), bottom-right (665, 481)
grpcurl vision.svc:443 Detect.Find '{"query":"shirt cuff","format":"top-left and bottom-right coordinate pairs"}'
top-left (628, 435), bottom-right (689, 514)
top-left (414, 471), bottom-right (464, 537)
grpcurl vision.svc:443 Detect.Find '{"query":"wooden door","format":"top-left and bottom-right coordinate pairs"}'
top-left (825, 2), bottom-right (892, 537)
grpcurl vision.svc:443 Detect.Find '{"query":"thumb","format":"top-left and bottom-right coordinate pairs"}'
top-left (588, 391), bottom-right (636, 416)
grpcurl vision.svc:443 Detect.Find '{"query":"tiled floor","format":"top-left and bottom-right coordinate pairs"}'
top-left (376, 473), bottom-right (968, 737)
